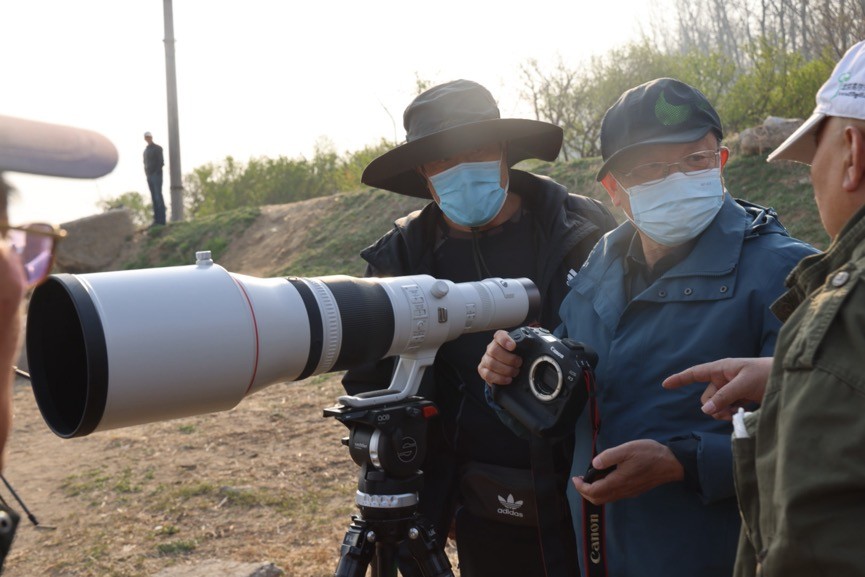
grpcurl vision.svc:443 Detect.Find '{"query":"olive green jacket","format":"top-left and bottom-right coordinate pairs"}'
top-left (734, 204), bottom-right (865, 576)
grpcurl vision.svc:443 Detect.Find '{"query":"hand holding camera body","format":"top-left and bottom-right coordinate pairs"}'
top-left (491, 326), bottom-right (598, 439)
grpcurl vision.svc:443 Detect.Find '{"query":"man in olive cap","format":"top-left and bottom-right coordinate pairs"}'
top-left (343, 79), bottom-right (616, 576)
top-left (479, 78), bottom-right (815, 577)
top-left (0, 114), bottom-right (117, 570)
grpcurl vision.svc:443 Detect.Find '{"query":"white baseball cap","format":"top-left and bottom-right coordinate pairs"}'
top-left (0, 114), bottom-right (118, 178)
top-left (769, 40), bottom-right (865, 164)
top-left (144, 131), bottom-right (152, 138)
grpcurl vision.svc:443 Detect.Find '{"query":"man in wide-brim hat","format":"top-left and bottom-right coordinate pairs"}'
top-left (343, 79), bottom-right (616, 577)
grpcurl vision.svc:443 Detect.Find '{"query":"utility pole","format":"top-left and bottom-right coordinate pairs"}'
top-left (163, 0), bottom-right (184, 221)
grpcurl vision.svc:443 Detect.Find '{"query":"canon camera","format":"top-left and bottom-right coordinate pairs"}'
top-left (491, 326), bottom-right (597, 438)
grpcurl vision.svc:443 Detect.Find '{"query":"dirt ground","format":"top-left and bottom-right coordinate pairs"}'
top-left (4, 201), bottom-right (459, 576)
top-left (4, 372), bottom-right (349, 576)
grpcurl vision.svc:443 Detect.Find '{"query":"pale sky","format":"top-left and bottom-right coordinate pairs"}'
top-left (2, 1), bottom-right (658, 225)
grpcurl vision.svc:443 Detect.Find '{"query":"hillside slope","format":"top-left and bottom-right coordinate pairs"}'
top-left (115, 151), bottom-right (825, 280)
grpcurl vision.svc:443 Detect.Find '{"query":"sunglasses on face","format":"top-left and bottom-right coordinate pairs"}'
top-left (0, 223), bottom-right (67, 288)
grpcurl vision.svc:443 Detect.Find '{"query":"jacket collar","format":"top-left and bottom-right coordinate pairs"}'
top-left (567, 195), bottom-right (749, 331)
top-left (773, 203), bottom-right (865, 320)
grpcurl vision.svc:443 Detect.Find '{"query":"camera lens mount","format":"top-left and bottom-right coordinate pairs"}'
top-left (528, 355), bottom-right (563, 401)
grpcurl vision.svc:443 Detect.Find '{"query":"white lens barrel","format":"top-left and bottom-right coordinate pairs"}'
top-left (26, 259), bottom-right (539, 438)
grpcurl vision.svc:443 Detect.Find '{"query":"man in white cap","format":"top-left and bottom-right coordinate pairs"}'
top-left (143, 131), bottom-right (166, 226)
top-left (0, 114), bottom-right (116, 568)
top-left (663, 40), bottom-right (865, 576)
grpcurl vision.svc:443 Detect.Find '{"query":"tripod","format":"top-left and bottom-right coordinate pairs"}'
top-left (324, 396), bottom-right (455, 577)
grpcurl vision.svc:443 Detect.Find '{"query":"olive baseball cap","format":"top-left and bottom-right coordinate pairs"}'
top-left (769, 40), bottom-right (865, 164)
top-left (596, 78), bottom-right (723, 181)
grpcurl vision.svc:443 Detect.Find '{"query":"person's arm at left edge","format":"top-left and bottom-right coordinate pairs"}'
top-left (0, 241), bottom-right (26, 472)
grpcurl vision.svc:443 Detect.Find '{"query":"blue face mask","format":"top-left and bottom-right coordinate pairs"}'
top-left (428, 160), bottom-right (508, 228)
top-left (623, 168), bottom-right (725, 246)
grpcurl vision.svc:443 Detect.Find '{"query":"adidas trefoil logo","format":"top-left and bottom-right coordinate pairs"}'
top-left (497, 494), bottom-right (525, 518)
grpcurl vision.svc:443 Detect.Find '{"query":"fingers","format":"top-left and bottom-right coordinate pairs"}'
top-left (661, 360), bottom-right (723, 390)
top-left (700, 357), bottom-right (772, 417)
top-left (572, 475), bottom-right (607, 505)
top-left (573, 468), bottom-right (620, 505)
top-left (699, 383), bottom-right (718, 406)
top-left (493, 329), bottom-right (517, 351)
top-left (592, 443), bottom-right (627, 471)
top-left (477, 330), bottom-right (521, 385)
top-left (664, 357), bottom-right (772, 419)
top-left (701, 381), bottom-right (737, 416)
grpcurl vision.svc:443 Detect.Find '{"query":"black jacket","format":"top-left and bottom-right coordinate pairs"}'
top-left (343, 168), bottom-right (615, 412)
top-left (343, 169), bottom-right (615, 446)
top-left (341, 169), bottom-right (615, 572)
top-left (143, 143), bottom-right (164, 175)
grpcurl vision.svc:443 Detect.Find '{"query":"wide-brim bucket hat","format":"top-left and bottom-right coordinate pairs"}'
top-left (362, 80), bottom-right (563, 198)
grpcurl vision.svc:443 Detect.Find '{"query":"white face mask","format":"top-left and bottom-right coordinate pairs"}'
top-left (622, 168), bottom-right (725, 246)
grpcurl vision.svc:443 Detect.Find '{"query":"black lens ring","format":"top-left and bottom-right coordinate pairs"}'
top-left (325, 277), bottom-right (394, 371)
top-left (26, 275), bottom-right (109, 438)
top-left (287, 278), bottom-right (323, 380)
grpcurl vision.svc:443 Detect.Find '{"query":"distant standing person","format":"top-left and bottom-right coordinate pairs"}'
top-left (143, 131), bottom-right (166, 226)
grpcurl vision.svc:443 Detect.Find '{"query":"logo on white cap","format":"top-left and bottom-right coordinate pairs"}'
top-left (769, 40), bottom-right (865, 164)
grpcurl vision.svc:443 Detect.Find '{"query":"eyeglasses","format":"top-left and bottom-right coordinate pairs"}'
top-left (615, 149), bottom-right (721, 185)
top-left (0, 223), bottom-right (67, 288)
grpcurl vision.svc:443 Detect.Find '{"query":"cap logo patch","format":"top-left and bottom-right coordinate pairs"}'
top-left (829, 72), bottom-right (865, 100)
top-left (654, 91), bottom-right (691, 126)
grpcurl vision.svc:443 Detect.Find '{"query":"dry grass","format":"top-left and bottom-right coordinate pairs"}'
top-left (3, 373), bottom-right (456, 576)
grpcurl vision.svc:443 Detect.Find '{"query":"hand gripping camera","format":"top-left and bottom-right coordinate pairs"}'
top-left (491, 326), bottom-right (598, 439)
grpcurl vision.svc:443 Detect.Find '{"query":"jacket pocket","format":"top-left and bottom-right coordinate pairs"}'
top-left (782, 270), bottom-right (857, 370)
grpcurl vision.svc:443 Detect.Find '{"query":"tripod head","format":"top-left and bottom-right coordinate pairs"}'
top-left (325, 354), bottom-right (455, 576)
top-left (324, 396), bottom-right (437, 497)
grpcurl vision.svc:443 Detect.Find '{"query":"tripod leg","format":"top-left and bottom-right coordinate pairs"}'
top-left (373, 542), bottom-right (399, 577)
top-left (403, 522), bottom-right (454, 577)
top-left (334, 518), bottom-right (375, 577)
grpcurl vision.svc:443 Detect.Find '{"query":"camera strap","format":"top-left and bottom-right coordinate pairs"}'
top-left (530, 439), bottom-right (575, 577)
top-left (581, 369), bottom-right (610, 577)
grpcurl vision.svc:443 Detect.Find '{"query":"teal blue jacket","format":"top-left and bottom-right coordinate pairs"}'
top-left (557, 195), bottom-right (816, 577)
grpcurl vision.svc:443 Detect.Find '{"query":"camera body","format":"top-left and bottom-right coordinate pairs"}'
top-left (491, 326), bottom-right (598, 438)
